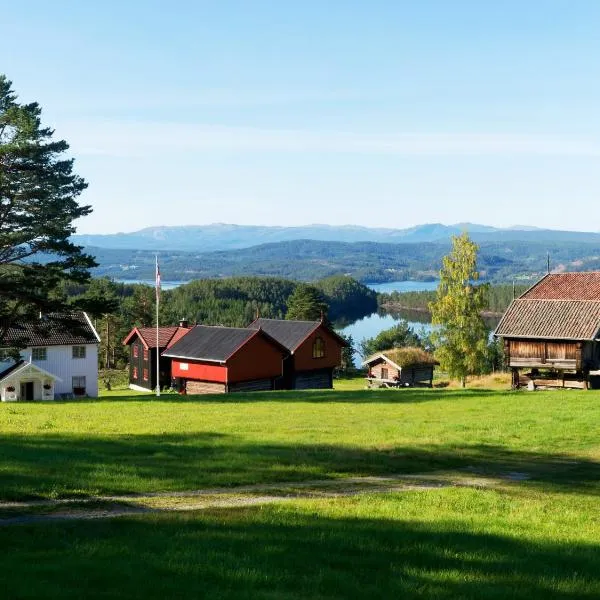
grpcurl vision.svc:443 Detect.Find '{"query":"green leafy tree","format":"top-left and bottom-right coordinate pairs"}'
top-left (0, 75), bottom-right (95, 342)
top-left (285, 284), bottom-right (328, 321)
top-left (429, 233), bottom-right (489, 387)
top-left (359, 321), bottom-right (422, 358)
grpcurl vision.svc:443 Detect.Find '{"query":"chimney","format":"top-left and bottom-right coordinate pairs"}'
top-left (179, 319), bottom-right (189, 328)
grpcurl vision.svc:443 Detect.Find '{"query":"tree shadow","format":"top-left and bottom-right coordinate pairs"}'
top-left (1, 509), bottom-right (598, 598)
top-left (1, 432), bottom-right (598, 501)
top-left (95, 388), bottom-right (510, 404)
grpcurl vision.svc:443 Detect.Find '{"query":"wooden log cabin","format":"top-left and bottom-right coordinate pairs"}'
top-left (494, 272), bottom-right (600, 389)
top-left (362, 347), bottom-right (438, 388)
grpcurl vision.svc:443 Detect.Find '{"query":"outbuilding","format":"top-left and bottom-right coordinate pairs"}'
top-left (162, 325), bottom-right (288, 394)
top-left (248, 318), bottom-right (349, 389)
top-left (363, 347), bottom-right (438, 388)
top-left (495, 272), bottom-right (600, 389)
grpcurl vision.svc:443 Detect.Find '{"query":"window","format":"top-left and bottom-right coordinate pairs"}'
top-left (133, 345), bottom-right (139, 358)
top-left (72, 376), bottom-right (86, 395)
top-left (312, 336), bottom-right (325, 359)
top-left (381, 368), bottom-right (388, 380)
top-left (32, 347), bottom-right (47, 361)
top-left (72, 345), bottom-right (86, 359)
top-left (143, 368), bottom-right (149, 381)
top-left (133, 366), bottom-right (138, 379)
top-left (143, 347), bottom-right (149, 361)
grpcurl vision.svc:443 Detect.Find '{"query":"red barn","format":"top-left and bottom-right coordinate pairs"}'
top-left (162, 325), bottom-right (288, 394)
top-left (248, 318), bottom-right (348, 389)
top-left (122, 321), bottom-right (191, 391)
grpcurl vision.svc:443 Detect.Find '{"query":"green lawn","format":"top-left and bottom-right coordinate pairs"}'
top-left (1, 387), bottom-right (599, 598)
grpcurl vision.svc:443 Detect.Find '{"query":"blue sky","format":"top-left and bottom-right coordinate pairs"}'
top-left (3, 1), bottom-right (600, 233)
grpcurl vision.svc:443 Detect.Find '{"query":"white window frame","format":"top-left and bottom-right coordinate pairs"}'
top-left (32, 347), bottom-right (47, 361)
top-left (72, 376), bottom-right (86, 390)
top-left (72, 345), bottom-right (86, 359)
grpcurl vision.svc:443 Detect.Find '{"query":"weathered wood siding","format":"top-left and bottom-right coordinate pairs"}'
top-left (368, 359), bottom-right (399, 380)
top-left (507, 339), bottom-right (583, 369)
top-left (186, 380), bottom-right (225, 394)
top-left (399, 366), bottom-right (435, 385)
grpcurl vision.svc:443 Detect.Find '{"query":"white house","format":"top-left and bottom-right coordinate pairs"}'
top-left (0, 312), bottom-right (100, 401)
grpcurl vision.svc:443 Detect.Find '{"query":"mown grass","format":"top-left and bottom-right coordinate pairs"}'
top-left (1, 386), bottom-right (599, 598)
top-left (1, 387), bottom-right (599, 500)
top-left (1, 489), bottom-right (599, 599)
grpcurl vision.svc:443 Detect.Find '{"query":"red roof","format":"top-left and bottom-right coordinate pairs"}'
top-left (122, 326), bottom-right (191, 349)
top-left (521, 272), bottom-right (600, 301)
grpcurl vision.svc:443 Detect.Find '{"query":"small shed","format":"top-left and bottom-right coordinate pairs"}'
top-left (363, 347), bottom-right (438, 388)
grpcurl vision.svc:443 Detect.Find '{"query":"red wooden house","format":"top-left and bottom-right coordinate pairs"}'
top-left (123, 321), bottom-right (191, 391)
top-left (162, 325), bottom-right (288, 394)
top-left (248, 318), bottom-right (348, 389)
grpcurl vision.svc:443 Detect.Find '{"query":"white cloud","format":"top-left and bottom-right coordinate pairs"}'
top-left (59, 119), bottom-right (600, 158)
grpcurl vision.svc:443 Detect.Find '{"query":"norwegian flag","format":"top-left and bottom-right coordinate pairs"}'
top-left (155, 256), bottom-right (161, 300)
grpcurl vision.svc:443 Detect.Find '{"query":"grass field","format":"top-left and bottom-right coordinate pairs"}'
top-left (1, 384), bottom-right (599, 598)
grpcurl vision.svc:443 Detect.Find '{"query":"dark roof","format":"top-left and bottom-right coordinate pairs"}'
top-left (123, 326), bottom-right (191, 349)
top-left (249, 318), bottom-right (348, 352)
top-left (521, 272), bottom-right (600, 301)
top-left (0, 360), bottom-right (25, 380)
top-left (163, 325), bottom-right (262, 362)
top-left (0, 313), bottom-right (100, 347)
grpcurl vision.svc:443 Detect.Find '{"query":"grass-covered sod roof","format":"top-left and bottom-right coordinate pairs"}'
top-left (364, 346), bottom-right (438, 369)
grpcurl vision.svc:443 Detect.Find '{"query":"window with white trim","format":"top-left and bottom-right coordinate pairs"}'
top-left (32, 347), bottom-right (47, 361)
top-left (72, 376), bottom-right (86, 393)
top-left (72, 345), bottom-right (86, 359)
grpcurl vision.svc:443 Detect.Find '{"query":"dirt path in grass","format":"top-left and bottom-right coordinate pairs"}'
top-left (0, 472), bottom-right (515, 526)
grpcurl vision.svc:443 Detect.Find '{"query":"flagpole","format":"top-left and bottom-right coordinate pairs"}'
top-left (155, 254), bottom-right (161, 398)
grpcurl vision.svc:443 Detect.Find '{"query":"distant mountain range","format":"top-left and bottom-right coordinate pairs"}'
top-left (72, 223), bottom-right (600, 253)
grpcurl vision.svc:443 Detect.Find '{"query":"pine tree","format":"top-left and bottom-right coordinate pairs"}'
top-left (429, 233), bottom-right (489, 387)
top-left (285, 284), bottom-right (328, 321)
top-left (0, 75), bottom-right (95, 341)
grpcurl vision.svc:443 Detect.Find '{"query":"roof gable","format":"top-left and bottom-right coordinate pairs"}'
top-left (0, 312), bottom-right (100, 347)
top-left (0, 360), bottom-right (61, 383)
top-left (249, 318), bottom-right (348, 352)
top-left (122, 326), bottom-right (191, 349)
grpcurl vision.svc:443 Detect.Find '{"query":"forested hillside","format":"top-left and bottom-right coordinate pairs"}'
top-left (87, 239), bottom-right (600, 284)
top-left (379, 283), bottom-right (530, 315)
top-left (66, 275), bottom-right (376, 368)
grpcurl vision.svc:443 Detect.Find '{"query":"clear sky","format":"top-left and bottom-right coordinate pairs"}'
top-left (3, 1), bottom-right (600, 233)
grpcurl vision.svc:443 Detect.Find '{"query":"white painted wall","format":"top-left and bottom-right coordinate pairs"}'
top-left (0, 344), bottom-right (99, 398)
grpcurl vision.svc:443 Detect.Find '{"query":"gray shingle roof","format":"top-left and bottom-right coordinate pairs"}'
top-left (248, 318), bottom-right (320, 352)
top-left (495, 299), bottom-right (600, 340)
top-left (0, 312), bottom-right (100, 347)
top-left (162, 325), bottom-right (260, 362)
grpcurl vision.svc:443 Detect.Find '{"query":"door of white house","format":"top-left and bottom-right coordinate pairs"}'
top-left (20, 381), bottom-right (34, 401)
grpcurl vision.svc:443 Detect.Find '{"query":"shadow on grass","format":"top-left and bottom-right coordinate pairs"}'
top-left (93, 387), bottom-right (511, 404)
top-left (1, 509), bottom-right (598, 598)
top-left (1, 431), bottom-right (598, 501)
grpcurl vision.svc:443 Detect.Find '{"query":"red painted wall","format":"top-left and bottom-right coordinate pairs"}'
top-left (227, 332), bottom-right (285, 383)
top-left (172, 359), bottom-right (227, 383)
top-left (293, 326), bottom-right (343, 372)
